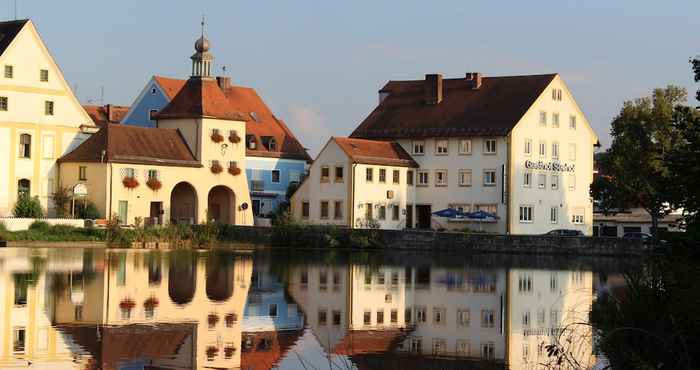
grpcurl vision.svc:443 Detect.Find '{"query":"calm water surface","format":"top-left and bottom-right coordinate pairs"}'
top-left (0, 247), bottom-right (628, 370)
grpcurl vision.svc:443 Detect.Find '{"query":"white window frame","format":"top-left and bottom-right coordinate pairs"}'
top-left (537, 173), bottom-right (546, 189)
top-left (553, 112), bottom-right (560, 128)
top-left (551, 174), bottom-right (559, 190)
top-left (519, 205), bottom-right (534, 223)
top-left (434, 169), bottom-right (447, 187)
top-left (412, 140), bottom-right (425, 155)
top-left (458, 169), bottom-right (472, 187)
top-left (539, 141), bottom-right (546, 158)
top-left (435, 139), bottom-right (449, 155)
top-left (569, 115), bottom-right (577, 130)
top-left (458, 139), bottom-right (472, 155)
top-left (483, 139), bottom-right (497, 155)
top-left (524, 138), bottom-right (532, 156)
top-left (550, 206), bottom-right (558, 224)
top-left (483, 169), bottom-right (497, 187)
top-left (572, 209), bottom-right (585, 224)
top-left (539, 111), bottom-right (547, 126)
top-left (417, 170), bottom-right (429, 186)
top-left (523, 171), bottom-right (532, 188)
top-left (552, 142), bottom-right (559, 159)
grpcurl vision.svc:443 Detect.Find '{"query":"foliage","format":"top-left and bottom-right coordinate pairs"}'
top-left (13, 194), bottom-right (43, 218)
top-left (665, 106), bottom-right (700, 235)
top-left (286, 181), bottom-right (301, 201)
top-left (146, 177), bottom-right (162, 191)
top-left (210, 162), bottom-right (223, 174)
top-left (228, 166), bottom-right (241, 176)
top-left (51, 186), bottom-right (72, 218)
top-left (211, 132), bottom-right (224, 143)
top-left (228, 131), bottom-right (241, 144)
top-left (74, 200), bottom-right (100, 220)
top-left (692, 56), bottom-right (700, 102)
top-left (122, 176), bottom-right (139, 189)
top-left (6, 221), bottom-right (104, 242)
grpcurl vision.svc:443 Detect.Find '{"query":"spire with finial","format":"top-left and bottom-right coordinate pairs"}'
top-left (191, 15), bottom-right (213, 79)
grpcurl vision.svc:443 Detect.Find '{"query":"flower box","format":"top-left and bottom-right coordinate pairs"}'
top-left (144, 297), bottom-right (159, 308)
top-left (122, 177), bottom-right (139, 189)
top-left (208, 313), bottom-right (219, 326)
top-left (206, 346), bottom-right (219, 359)
top-left (229, 132), bottom-right (241, 144)
top-left (225, 313), bottom-right (238, 327)
top-left (228, 166), bottom-right (241, 176)
top-left (119, 298), bottom-right (136, 310)
top-left (224, 346), bottom-right (236, 358)
top-left (211, 132), bottom-right (224, 143)
top-left (146, 178), bottom-right (162, 191)
top-left (211, 163), bottom-right (223, 174)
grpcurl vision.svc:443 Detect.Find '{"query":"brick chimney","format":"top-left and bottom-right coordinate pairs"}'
top-left (424, 74), bottom-right (443, 105)
top-left (465, 72), bottom-right (482, 89)
top-left (216, 76), bottom-right (231, 91)
top-left (106, 104), bottom-right (115, 123)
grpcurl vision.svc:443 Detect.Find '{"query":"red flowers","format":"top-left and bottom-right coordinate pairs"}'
top-left (211, 132), bottom-right (224, 143)
top-left (229, 131), bottom-right (241, 144)
top-left (119, 298), bottom-right (136, 310)
top-left (211, 163), bottom-right (224, 174)
top-left (228, 166), bottom-right (241, 176)
top-left (146, 178), bottom-right (162, 191)
top-left (122, 177), bottom-right (139, 189)
top-left (144, 297), bottom-right (159, 308)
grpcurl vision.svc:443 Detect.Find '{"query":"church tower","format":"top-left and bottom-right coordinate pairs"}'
top-left (191, 19), bottom-right (214, 79)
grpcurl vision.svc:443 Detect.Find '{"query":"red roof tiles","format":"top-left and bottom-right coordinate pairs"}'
top-left (83, 104), bottom-right (130, 127)
top-left (59, 124), bottom-right (200, 167)
top-left (153, 75), bottom-right (187, 99)
top-left (155, 78), bottom-right (249, 121)
top-left (333, 137), bottom-right (418, 168)
top-left (351, 74), bottom-right (557, 139)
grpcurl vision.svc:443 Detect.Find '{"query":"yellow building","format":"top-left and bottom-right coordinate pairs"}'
top-left (0, 19), bottom-right (96, 217)
top-left (57, 34), bottom-right (254, 226)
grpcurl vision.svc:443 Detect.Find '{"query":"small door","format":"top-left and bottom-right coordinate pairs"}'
top-left (406, 205), bottom-right (413, 229)
top-left (150, 202), bottom-right (163, 225)
top-left (416, 205), bottom-right (432, 229)
top-left (252, 199), bottom-right (261, 217)
top-left (118, 201), bottom-right (128, 225)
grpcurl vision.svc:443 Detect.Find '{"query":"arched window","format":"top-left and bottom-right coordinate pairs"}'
top-left (19, 134), bottom-right (31, 158)
top-left (17, 179), bottom-right (30, 198)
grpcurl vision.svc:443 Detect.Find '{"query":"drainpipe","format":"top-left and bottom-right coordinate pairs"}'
top-left (350, 163), bottom-right (357, 228)
top-left (108, 163), bottom-right (113, 219)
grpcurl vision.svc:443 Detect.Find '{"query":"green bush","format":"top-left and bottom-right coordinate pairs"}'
top-left (13, 194), bottom-right (43, 218)
top-left (28, 221), bottom-right (51, 232)
top-left (75, 201), bottom-right (100, 219)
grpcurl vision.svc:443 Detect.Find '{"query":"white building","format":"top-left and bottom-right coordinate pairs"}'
top-left (293, 73), bottom-right (598, 235)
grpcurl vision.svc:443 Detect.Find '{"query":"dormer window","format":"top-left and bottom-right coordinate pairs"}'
top-left (261, 136), bottom-right (277, 151)
top-left (246, 135), bottom-right (257, 150)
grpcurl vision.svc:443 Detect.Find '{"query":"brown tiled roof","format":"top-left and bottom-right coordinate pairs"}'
top-left (0, 19), bottom-right (28, 56)
top-left (240, 330), bottom-right (304, 370)
top-left (155, 78), bottom-right (249, 121)
top-left (83, 104), bottom-right (130, 127)
top-left (351, 74), bottom-right (557, 139)
top-left (333, 329), bottom-right (411, 355)
top-left (333, 137), bottom-right (418, 168)
top-left (153, 75), bottom-right (187, 99)
top-left (59, 124), bottom-right (200, 167)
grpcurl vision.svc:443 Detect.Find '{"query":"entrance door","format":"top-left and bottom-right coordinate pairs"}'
top-left (209, 204), bottom-right (221, 223)
top-left (252, 199), bottom-right (261, 217)
top-left (416, 205), bottom-right (432, 229)
top-left (149, 202), bottom-right (163, 225)
top-left (406, 205), bottom-right (413, 229)
top-left (118, 201), bottom-right (128, 225)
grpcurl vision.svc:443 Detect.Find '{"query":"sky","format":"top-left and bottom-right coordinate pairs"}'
top-left (8, 1), bottom-right (699, 155)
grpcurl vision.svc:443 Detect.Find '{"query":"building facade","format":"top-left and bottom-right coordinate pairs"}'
top-left (294, 73), bottom-right (598, 235)
top-left (0, 20), bottom-right (96, 217)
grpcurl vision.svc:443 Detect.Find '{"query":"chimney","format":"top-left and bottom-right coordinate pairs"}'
top-left (424, 74), bottom-right (443, 105)
top-left (106, 104), bottom-right (115, 123)
top-left (465, 72), bottom-right (482, 89)
top-left (216, 76), bottom-right (231, 91)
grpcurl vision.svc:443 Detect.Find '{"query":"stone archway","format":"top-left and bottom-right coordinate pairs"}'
top-left (168, 252), bottom-right (197, 305)
top-left (207, 186), bottom-right (235, 224)
top-left (170, 182), bottom-right (197, 224)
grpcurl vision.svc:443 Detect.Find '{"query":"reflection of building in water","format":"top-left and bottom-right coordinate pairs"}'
top-left (241, 259), bottom-right (305, 369)
top-left (52, 250), bottom-right (252, 370)
top-left (0, 249), bottom-right (86, 369)
top-left (505, 269), bottom-right (595, 369)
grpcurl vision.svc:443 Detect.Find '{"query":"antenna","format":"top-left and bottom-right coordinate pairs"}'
top-left (201, 14), bottom-right (205, 38)
top-left (99, 86), bottom-right (104, 106)
top-left (14, 0), bottom-right (17, 20)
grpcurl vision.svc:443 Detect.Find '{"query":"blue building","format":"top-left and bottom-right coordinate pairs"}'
top-left (122, 73), bottom-right (311, 217)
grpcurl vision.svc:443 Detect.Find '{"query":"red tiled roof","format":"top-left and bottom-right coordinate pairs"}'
top-left (83, 104), bottom-right (130, 127)
top-left (59, 124), bottom-right (200, 167)
top-left (155, 78), bottom-right (249, 121)
top-left (0, 19), bottom-right (28, 56)
top-left (351, 74), bottom-right (557, 139)
top-left (333, 329), bottom-right (411, 355)
top-left (333, 137), bottom-right (418, 168)
top-left (154, 75), bottom-right (187, 99)
top-left (240, 330), bottom-right (304, 370)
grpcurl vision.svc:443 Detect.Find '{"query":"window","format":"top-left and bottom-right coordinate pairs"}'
top-left (552, 89), bottom-right (562, 101)
top-left (333, 271), bottom-right (341, 286)
top-left (385, 293), bottom-right (392, 303)
top-left (79, 166), bottom-right (87, 181)
top-left (267, 138), bottom-right (277, 151)
top-left (484, 139), bottom-right (497, 154)
top-left (458, 169), bottom-right (472, 187)
top-left (405, 308), bottom-right (413, 324)
top-left (569, 115), bottom-right (577, 129)
top-left (365, 203), bottom-right (373, 219)
top-left (378, 205), bottom-right (386, 220)
top-left (320, 201), bottom-right (329, 219)
top-left (391, 271), bottom-right (399, 285)
top-left (378, 168), bottom-right (386, 183)
top-left (0, 96), bottom-right (7, 111)
top-left (417, 170), bottom-right (429, 186)
top-left (335, 166), bottom-right (344, 182)
top-left (539, 141), bottom-right (546, 157)
top-left (320, 166), bottom-right (330, 182)
top-left (457, 309), bottom-right (470, 326)
top-left (432, 338), bottom-right (447, 355)
top-left (377, 309), bottom-right (385, 325)
top-left (407, 170), bottom-right (414, 186)
top-left (557, 89), bottom-right (563, 101)
top-left (483, 169), bottom-right (496, 186)
top-left (14, 275), bottom-right (28, 305)
top-left (538, 309), bottom-right (546, 326)
top-left (318, 309), bottom-right (328, 325)
top-left (523, 171), bottom-right (532, 188)
top-left (550, 206), bottom-right (558, 223)
top-left (392, 170), bottom-right (400, 184)
top-left (456, 340), bottom-right (470, 357)
top-left (290, 171), bottom-right (301, 184)
top-left (433, 307), bottom-right (446, 325)
top-left (392, 205), bottom-right (399, 220)
top-left (271, 170), bottom-right (280, 183)
top-left (301, 201), bottom-right (310, 219)
top-left (540, 111), bottom-right (547, 126)
top-left (524, 138), bottom-right (532, 156)
top-left (458, 139), bottom-right (472, 155)
top-left (435, 170), bottom-right (447, 186)
top-left (332, 310), bottom-right (341, 326)
top-left (550, 274), bottom-right (559, 292)
top-left (522, 343), bottom-right (529, 359)
top-left (551, 174), bottom-right (559, 190)
top-left (268, 304), bottom-right (278, 317)
top-left (300, 270), bottom-right (309, 285)
top-left (319, 271), bottom-right (328, 289)
top-left (19, 133), bottom-right (31, 158)
top-left (518, 274), bottom-right (533, 293)
top-left (553, 112), bottom-right (560, 128)
top-left (412, 140), bottom-right (425, 155)
top-left (550, 310), bottom-right (559, 326)
top-left (391, 309), bottom-right (398, 324)
top-left (13, 327), bottom-right (25, 353)
top-left (435, 139), bottom-right (448, 155)
top-left (481, 310), bottom-right (495, 328)
top-left (410, 337), bottom-right (423, 353)
top-left (40, 69), bottom-right (49, 82)
top-left (366, 168), bottom-right (373, 182)
top-left (45, 100), bottom-right (54, 115)
top-left (552, 142), bottom-right (559, 159)
top-left (416, 306), bottom-right (427, 323)
top-left (42, 136), bottom-right (54, 159)
top-left (569, 143), bottom-right (577, 161)
top-left (572, 209), bottom-right (585, 224)
top-left (519, 205), bottom-right (533, 223)
top-left (334, 201), bottom-right (342, 219)
top-left (4, 65), bottom-right (12, 78)
top-left (568, 174), bottom-right (576, 190)
top-left (522, 311), bottom-right (531, 328)
top-left (537, 173), bottom-right (546, 189)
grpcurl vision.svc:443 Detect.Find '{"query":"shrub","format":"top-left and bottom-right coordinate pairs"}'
top-left (29, 221), bottom-right (51, 233)
top-left (51, 187), bottom-right (72, 218)
top-left (13, 194), bottom-right (43, 218)
top-left (75, 201), bottom-right (100, 220)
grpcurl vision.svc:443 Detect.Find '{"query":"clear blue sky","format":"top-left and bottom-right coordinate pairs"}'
top-left (9, 1), bottom-right (699, 154)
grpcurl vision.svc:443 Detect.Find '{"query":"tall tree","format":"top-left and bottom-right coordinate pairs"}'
top-left (591, 86), bottom-right (686, 239)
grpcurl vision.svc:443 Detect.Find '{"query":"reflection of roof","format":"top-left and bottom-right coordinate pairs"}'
top-left (351, 353), bottom-right (506, 370)
top-left (59, 124), bottom-right (200, 167)
top-left (57, 324), bottom-right (194, 370)
top-left (351, 74), bottom-right (557, 139)
top-left (333, 329), bottom-right (412, 355)
top-left (333, 137), bottom-right (419, 168)
top-left (240, 330), bottom-right (304, 370)
top-left (0, 19), bottom-right (28, 56)
top-left (83, 104), bottom-right (130, 126)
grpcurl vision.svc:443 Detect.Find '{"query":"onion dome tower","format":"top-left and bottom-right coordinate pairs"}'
top-left (191, 18), bottom-right (214, 79)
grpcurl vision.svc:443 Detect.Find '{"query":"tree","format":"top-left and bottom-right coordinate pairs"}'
top-left (13, 194), bottom-right (43, 218)
top-left (691, 56), bottom-right (700, 102)
top-left (591, 86), bottom-right (687, 240)
top-left (666, 107), bottom-right (700, 235)
top-left (51, 187), bottom-right (72, 218)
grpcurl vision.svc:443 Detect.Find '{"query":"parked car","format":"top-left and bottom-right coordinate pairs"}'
top-left (544, 229), bottom-right (584, 237)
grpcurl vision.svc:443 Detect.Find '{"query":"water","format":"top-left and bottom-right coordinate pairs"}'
top-left (0, 247), bottom-right (630, 370)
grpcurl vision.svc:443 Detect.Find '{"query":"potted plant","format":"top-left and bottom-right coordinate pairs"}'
top-left (206, 346), bottom-right (218, 360)
top-left (228, 131), bottom-right (241, 144)
top-left (208, 313), bottom-right (219, 327)
top-left (225, 313), bottom-right (238, 327)
top-left (122, 176), bottom-right (139, 189)
top-left (119, 298), bottom-right (136, 310)
top-left (211, 131), bottom-right (224, 143)
top-left (211, 162), bottom-right (223, 174)
top-left (146, 177), bottom-right (162, 191)
top-left (144, 297), bottom-right (159, 308)
top-left (228, 164), bottom-right (241, 176)
top-left (224, 346), bottom-right (236, 359)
